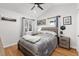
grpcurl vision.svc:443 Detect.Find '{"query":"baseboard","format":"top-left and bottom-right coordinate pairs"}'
top-left (3, 42), bottom-right (17, 48)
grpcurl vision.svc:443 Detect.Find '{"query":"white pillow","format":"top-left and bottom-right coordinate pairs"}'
top-left (38, 27), bottom-right (41, 32)
top-left (39, 31), bottom-right (57, 35)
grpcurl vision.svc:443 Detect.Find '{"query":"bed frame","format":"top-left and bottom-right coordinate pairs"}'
top-left (18, 41), bottom-right (34, 56)
top-left (18, 16), bottom-right (60, 56)
top-left (18, 40), bottom-right (57, 56)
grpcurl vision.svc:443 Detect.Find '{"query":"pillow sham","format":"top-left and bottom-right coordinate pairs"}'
top-left (39, 31), bottom-right (57, 35)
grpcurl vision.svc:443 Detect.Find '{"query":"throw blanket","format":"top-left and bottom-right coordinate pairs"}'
top-left (22, 35), bottom-right (41, 43)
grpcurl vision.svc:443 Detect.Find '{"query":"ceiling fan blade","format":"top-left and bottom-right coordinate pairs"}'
top-left (38, 5), bottom-right (43, 10)
top-left (35, 3), bottom-right (44, 4)
top-left (31, 5), bottom-right (35, 10)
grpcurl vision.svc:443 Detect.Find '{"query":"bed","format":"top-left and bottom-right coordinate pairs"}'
top-left (18, 16), bottom-right (60, 56)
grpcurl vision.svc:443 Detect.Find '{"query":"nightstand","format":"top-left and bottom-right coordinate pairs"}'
top-left (59, 36), bottom-right (70, 49)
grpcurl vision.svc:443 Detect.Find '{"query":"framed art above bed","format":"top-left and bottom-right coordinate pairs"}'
top-left (47, 17), bottom-right (57, 27)
top-left (37, 19), bottom-right (46, 26)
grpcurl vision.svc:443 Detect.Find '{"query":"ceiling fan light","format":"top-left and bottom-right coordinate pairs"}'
top-left (31, 3), bottom-right (44, 10)
top-left (35, 4), bottom-right (38, 7)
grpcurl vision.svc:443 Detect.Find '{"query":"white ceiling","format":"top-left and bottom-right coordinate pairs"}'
top-left (0, 3), bottom-right (77, 17)
top-left (0, 3), bottom-right (53, 14)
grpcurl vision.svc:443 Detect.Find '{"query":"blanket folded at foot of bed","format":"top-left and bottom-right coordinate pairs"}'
top-left (22, 35), bottom-right (41, 43)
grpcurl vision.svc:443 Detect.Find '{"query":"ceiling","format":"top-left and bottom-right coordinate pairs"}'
top-left (0, 3), bottom-right (53, 14)
top-left (0, 3), bottom-right (77, 17)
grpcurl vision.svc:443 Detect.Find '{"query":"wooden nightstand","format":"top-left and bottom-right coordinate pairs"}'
top-left (59, 36), bottom-right (70, 49)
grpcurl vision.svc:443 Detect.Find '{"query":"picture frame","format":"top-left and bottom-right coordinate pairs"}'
top-left (63, 16), bottom-right (72, 25)
top-left (37, 19), bottom-right (46, 25)
top-left (49, 17), bottom-right (56, 26)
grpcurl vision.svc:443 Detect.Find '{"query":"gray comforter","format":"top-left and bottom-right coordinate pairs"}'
top-left (19, 33), bottom-right (57, 56)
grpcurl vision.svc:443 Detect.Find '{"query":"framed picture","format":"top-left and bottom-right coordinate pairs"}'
top-left (49, 17), bottom-right (56, 26)
top-left (63, 16), bottom-right (72, 25)
top-left (37, 19), bottom-right (46, 25)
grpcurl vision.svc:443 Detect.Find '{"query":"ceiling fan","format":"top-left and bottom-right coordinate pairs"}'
top-left (31, 3), bottom-right (44, 10)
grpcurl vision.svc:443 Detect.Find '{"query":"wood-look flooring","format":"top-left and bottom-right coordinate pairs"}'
top-left (0, 39), bottom-right (5, 56)
top-left (4, 45), bottom-right (78, 56)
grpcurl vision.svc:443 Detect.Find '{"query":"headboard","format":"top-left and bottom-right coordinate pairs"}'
top-left (21, 16), bottom-right (60, 37)
top-left (40, 16), bottom-right (60, 36)
top-left (41, 27), bottom-right (58, 33)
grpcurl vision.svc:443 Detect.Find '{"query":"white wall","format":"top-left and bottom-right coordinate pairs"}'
top-left (0, 4), bottom-right (77, 49)
top-left (0, 8), bottom-right (25, 48)
top-left (37, 4), bottom-right (77, 49)
top-left (0, 6), bottom-right (48, 48)
top-left (76, 4), bottom-right (79, 53)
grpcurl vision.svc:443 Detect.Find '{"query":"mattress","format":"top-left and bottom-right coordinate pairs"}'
top-left (19, 33), bottom-right (57, 56)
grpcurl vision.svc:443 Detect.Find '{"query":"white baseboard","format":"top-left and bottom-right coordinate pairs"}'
top-left (3, 42), bottom-right (17, 48)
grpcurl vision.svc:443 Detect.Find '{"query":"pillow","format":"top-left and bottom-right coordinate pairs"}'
top-left (38, 27), bottom-right (41, 32)
top-left (41, 27), bottom-right (58, 33)
top-left (39, 31), bottom-right (57, 35)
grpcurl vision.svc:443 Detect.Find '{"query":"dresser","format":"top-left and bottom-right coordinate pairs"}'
top-left (0, 38), bottom-right (5, 56)
top-left (59, 36), bottom-right (70, 49)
